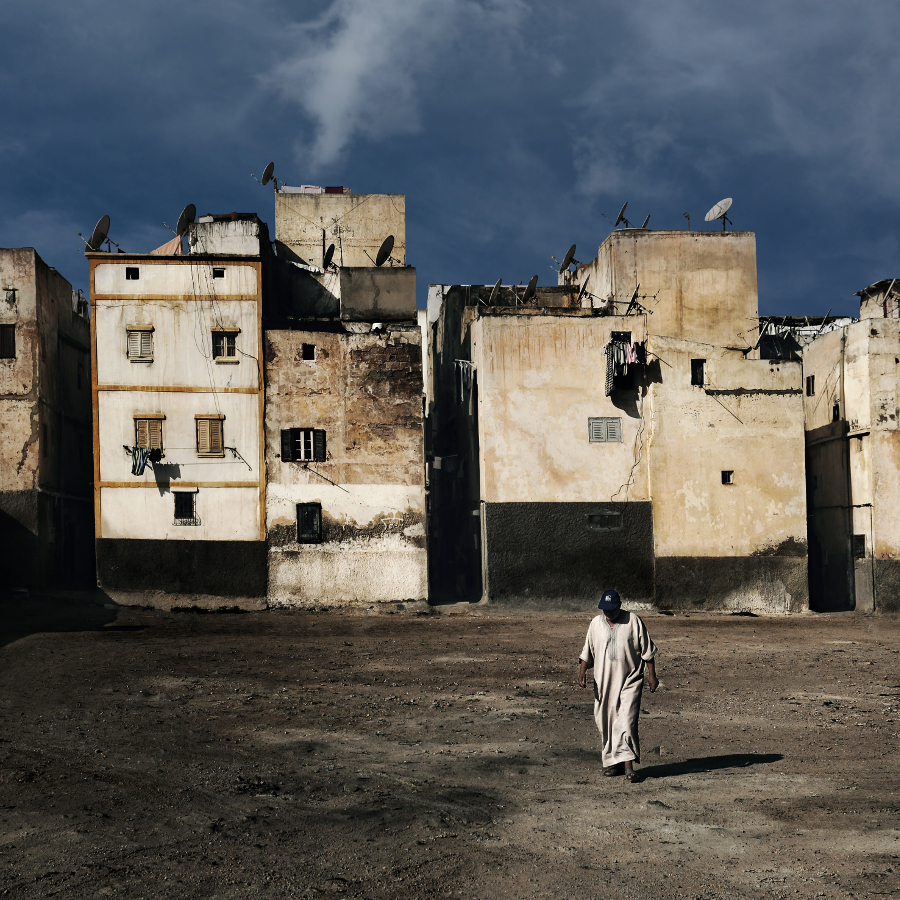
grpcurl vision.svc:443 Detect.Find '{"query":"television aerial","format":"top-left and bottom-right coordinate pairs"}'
top-left (577, 274), bottom-right (591, 304)
top-left (488, 278), bottom-right (502, 304)
top-left (559, 244), bottom-right (578, 272)
top-left (521, 275), bottom-right (538, 304)
top-left (641, 215), bottom-right (650, 229)
top-left (705, 197), bottom-right (733, 231)
top-left (251, 161), bottom-right (282, 192)
top-left (78, 214), bottom-right (122, 253)
top-left (323, 243), bottom-right (336, 270)
top-left (374, 234), bottom-right (399, 267)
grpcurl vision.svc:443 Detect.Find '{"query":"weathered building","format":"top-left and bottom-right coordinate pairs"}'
top-left (0, 248), bottom-right (93, 591)
top-left (428, 230), bottom-right (808, 612)
top-left (89, 216), bottom-right (268, 606)
top-left (802, 279), bottom-right (900, 612)
top-left (264, 191), bottom-right (426, 605)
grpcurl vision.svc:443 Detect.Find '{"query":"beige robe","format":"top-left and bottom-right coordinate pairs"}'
top-left (580, 611), bottom-right (658, 766)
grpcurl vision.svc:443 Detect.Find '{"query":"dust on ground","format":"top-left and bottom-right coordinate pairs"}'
top-left (1, 595), bottom-right (898, 899)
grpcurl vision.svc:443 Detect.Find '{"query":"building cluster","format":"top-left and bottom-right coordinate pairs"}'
top-left (1, 185), bottom-right (898, 613)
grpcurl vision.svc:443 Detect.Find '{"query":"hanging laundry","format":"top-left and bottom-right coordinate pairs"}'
top-left (625, 342), bottom-right (638, 365)
top-left (604, 342), bottom-right (616, 395)
top-left (148, 448), bottom-right (162, 464)
top-left (634, 342), bottom-right (647, 365)
top-left (149, 235), bottom-right (183, 256)
top-left (455, 360), bottom-right (476, 407)
top-left (131, 447), bottom-right (150, 476)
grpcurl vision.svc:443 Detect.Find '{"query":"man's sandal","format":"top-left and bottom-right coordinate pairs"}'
top-left (603, 764), bottom-right (623, 777)
top-left (625, 769), bottom-right (642, 783)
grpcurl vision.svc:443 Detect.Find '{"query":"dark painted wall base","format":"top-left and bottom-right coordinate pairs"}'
top-left (483, 501), bottom-right (654, 606)
top-left (875, 560), bottom-right (900, 613)
top-left (655, 556), bottom-right (809, 613)
top-left (96, 539), bottom-right (267, 597)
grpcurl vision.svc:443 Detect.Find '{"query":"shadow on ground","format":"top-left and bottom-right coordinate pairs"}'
top-left (0, 590), bottom-right (119, 647)
top-left (639, 752), bottom-right (784, 779)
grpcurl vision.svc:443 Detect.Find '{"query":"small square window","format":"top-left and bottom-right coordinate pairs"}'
top-left (297, 503), bottom-right (323, 543)
top-left (212, 267), bottom-right (225, 279)
top-left (174, 492), bottom-right (200, 526)
top-left (853, 534), bottom-right (866, 559)
top-left (722, 470), bottom-right (734, 485)
top-left (125, 267), bottom-right (140, 280)
top-left (0, 324), bottom-right (14, 358)
top-left (196, 417), bottom-right (225, 457)
top-left (588, 417), bottom-right (622, 443)
top-left (805, 374), bottom-right (815, 396)
top-left (212, 331), bottom-right (238, 360)
top-left (301, 343), bottom-right (315, 361)
top-left (691, 359), bottom-right (706, 386)
top-left (127, 328), bottom-right (153, 361)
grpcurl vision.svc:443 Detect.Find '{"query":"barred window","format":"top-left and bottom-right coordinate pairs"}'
top-left (174, 491), bottom-right (200, 526)
top-left (588, 417), bottom-right (622, 443)
top-left (196, 416), bottom-right (225, 457)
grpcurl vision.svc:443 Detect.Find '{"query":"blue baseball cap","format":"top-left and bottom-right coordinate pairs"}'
top-left (597, 590), bottom-right (621, 611)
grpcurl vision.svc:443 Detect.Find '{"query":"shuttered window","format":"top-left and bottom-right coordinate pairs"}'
top-left (134, 418), bottom-right (163, 450)
top-left (588, 417), bottom-right (622, 443)
top-left (280, 428), bottom-right (326, 462)
top-left (126, 328), bottom-right (153, 361)
top-left (196, 417), bottom-right (225, 457)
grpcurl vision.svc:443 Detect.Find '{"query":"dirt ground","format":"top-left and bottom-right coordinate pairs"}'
top-left (1, 595), bottom-right (899, 900)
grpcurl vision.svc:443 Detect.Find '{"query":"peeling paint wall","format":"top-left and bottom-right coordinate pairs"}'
top-left (264, 327), bottom-right (426, 605)
top-left (0, 248), bottom-right (93, 589)
top-left (274, 194), bottom-right (406, 269)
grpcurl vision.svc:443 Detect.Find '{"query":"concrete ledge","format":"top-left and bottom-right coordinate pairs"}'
top-left (103, 590), bottom-right (267, 612)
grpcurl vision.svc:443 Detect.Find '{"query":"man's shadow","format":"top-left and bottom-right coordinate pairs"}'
top-left (639, 753), bottom-right (783, 779)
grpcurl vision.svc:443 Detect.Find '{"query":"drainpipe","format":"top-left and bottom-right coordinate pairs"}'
top-left (840, 329), bottom-right (856, 609)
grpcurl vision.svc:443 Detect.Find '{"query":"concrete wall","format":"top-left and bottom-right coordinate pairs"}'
top-left (579, 230), bottom-right (759, 348)
top-left (274, 193), bottom-right (406, 269)
top-left (648, 336), bottom-right (808, 612)
top-left (90, 254), bottom-right (265, 604)
top-left (264, 326), bottom-right (426, 605)
top-left (339, 267), bottom-right (416, 321)
top-left (188, 217), bottom-right (268, 257)
top-left (0, 248), bottom-right (93, 590)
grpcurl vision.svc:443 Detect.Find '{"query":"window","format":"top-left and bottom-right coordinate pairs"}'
top-left (125, 267), bottom-right (140, 280)
top-left (297, 503), bottom-right (323, 543)
top-left (212, 330), bottom-right (239, 361)
top-left (301, 343), bottom-right (315, 361)
top-left (588, 417), bottom-right (622, 443)
top-left (281, 428), bottom-right (326, 462)
top-left (212, 267), bottom-right (225, 279)
top-left (691, 359), bottom-right (706, 386)
top-left (853, 534), bottom-right (866, 559)
top-left (195, 416), bottom-right (225, 457)
top-left (611, 331), bottom-right (631, 343)
top-left (174, 491), bottom-right (200, 526)
top-left (0, 324), bottom-right (14, 358)
top-left (587, 509), bottom-right (623, 531)
top-left (806, 374), bottom-right (815, 396)
top-left (126, 327), bottom-right (153, 362)
top-left (722, 470), bottom-right (734, 485)
top-left (832, 402), bottom-right (840, 422)
top-left (134, 416), bottom-right (164, 450)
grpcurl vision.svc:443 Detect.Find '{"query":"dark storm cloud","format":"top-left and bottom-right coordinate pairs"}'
top-left (1, 1), bottom-right (898, 314)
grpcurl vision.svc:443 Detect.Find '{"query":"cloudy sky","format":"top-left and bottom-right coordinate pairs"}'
top-left (1, 0), bottom-right (898, 316)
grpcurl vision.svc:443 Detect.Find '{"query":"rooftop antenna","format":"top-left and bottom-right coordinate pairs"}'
top-left (577, 274), bottom-right (591, 304)
top-left (559, 244), bottom-right (578, 272)
top-left (488, 278), bottom-right (502, 304)
top-left (78, 214), bottom-right (121, 253)
top-left (522, 275), bottom-right (538, 304)
top-left (641, 215), bottom-right (650, 229)
top-left (625, 283), bottom-right (643, 316)
top-left (683, 212), bottom-right (690, 232)
top-left (374, 235), bottom-right (395, 267)
top-left (614, 202), bottom-right (632, 228)
top-left (251, 161), bottom-right (282, 193)
top-left (704, 197), bottom-right (733, 231)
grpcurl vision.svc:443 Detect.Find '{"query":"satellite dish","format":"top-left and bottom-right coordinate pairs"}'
top-left (375, 235), bottom-right (394, 267)
top-left (560, 244), bottom-right (577, 272)
top-left (323, 243), bottom-right (335, 269)
top-left (522, 275), bottom-right (537, 304)
top-left (577, 274), bottom-right (591, 304)
top-left (488, 278), bottom-right (501, 304)
top-left (261, 162), bottom-right (275, 186)
top-left (614, 202), bottom-right (633, 228)
top-left (641, 215), bottom-right (650, 229)
top-left (175, 204), bottom-right (196, 237)
top-left (705, 197), bottom-right (733, 230)
top-left (86, 215), bottom-right (110, 252)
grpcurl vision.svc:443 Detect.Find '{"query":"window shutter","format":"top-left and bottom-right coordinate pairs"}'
top-left (589, 419), bottom-right (607, 442)
top-left (127, 331), bottom-right (140, 358)
top-left (148, 420), bottom-right (162, 450)
top-left (135, 418), bottom-right (149, 447)
top-left (313, 429), bottom-right (326, 462)
top-left (197, 418), bottom-right (210, 454)
top-left (209, 420), bottom-right (223, 455)
top-left (281, 429), bottom-right (293, 462)
top-left (606, 418), bottom-right (622, 442)
top-left (141, 331), bottom-right (152, 357)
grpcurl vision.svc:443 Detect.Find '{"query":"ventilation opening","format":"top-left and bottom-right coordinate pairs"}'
top-left (722, 470), bottom-right (734, 485)
top-left (212, 267), bottom-right (225, 278)
top-left (125, 267), bottom-right (140, 280)
top-left (587, 510), bottom-right (623, 531)
top-left (301, 343), bottom-right (315, 361)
